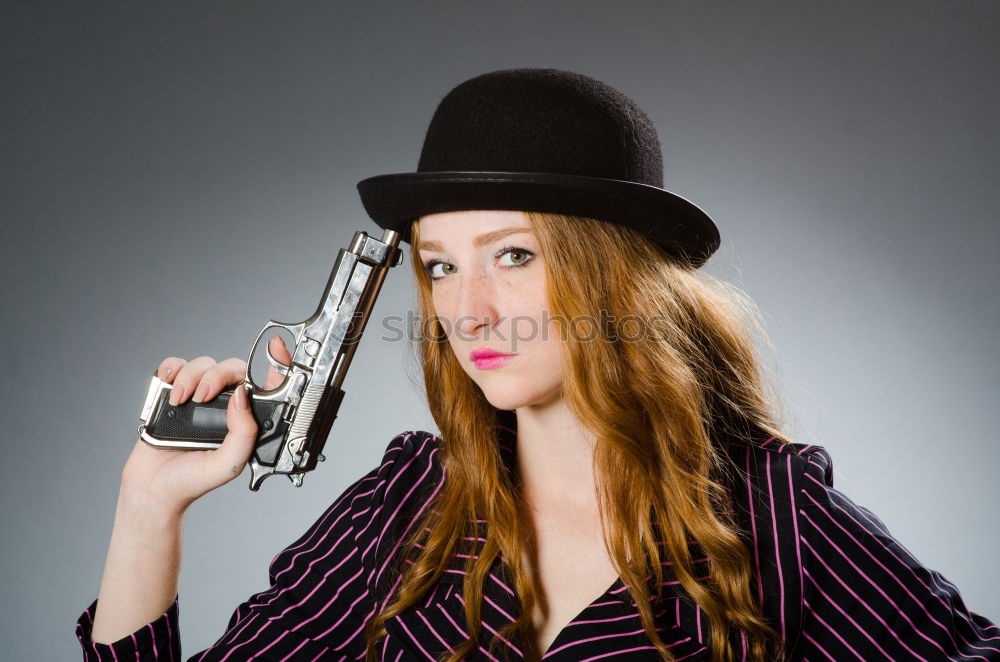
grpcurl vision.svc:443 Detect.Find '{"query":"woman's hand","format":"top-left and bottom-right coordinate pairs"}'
top-left (120, 336), bottom-right (292, 515)
top-left (92, 337), bottom-right (293, 644)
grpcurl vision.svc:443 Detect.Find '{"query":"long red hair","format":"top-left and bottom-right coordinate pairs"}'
top-left (366, 211), bottom-right (788, 661)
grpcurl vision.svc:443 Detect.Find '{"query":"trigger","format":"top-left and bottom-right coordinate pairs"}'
top-left (266, 343), bottom-right (291, 376)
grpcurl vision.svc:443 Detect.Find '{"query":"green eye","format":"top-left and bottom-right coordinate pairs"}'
top-left (423, 261), bottom-right (454, 280)
top-left (422, 247), bottom-right (535, 281)
top-left (502, 250), bottom-right (529, 265)
top-left (497, 246), bottom-right (535, 268)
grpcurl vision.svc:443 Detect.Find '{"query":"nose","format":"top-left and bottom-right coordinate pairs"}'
top-left (452, 266), bottom-right (500, 341)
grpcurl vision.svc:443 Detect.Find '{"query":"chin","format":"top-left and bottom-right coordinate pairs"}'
top-left (478, 383), bottom-right (561, 412)
top-left (482, 393), bottom-right (526, 412)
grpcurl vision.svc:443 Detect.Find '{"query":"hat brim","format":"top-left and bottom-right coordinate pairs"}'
top-left (356, 171), bottom-right (720, 268)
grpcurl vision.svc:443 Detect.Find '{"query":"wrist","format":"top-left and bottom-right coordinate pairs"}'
top-left (114, 482), bottom-right (187, 539)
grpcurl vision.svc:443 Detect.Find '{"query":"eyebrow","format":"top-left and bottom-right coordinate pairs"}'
top-left (416, 227), bottom-right (532, 253)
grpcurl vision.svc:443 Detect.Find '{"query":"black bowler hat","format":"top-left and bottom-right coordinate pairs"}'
top-left (357, 68), bottom-right (720, 268)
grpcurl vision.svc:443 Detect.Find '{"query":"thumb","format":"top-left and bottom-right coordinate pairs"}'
top-left (209, 385), bottom-right (258, 482)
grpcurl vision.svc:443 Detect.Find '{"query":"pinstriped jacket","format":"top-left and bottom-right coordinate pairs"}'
top-left (77, 421), bottom-right (999, 661)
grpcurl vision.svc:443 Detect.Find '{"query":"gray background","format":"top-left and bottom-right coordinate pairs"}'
top-left (2, 2), bottom-right (997, 659)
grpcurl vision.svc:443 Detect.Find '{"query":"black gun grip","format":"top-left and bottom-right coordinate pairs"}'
top-left (145, 389), bottom-right (288, 463)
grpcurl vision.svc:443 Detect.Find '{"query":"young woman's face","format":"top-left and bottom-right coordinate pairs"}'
top-left (416, 210), bottom-right (564, 412)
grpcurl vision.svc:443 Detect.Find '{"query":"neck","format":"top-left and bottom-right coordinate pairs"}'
top-left (514, 395), bottom-right (598, 507)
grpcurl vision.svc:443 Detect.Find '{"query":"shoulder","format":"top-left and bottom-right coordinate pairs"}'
top-left (313, 430), bottom-right (443, 535)
top-left (262, 430), bottom-right (445, 611)
top-left (364, 431), bottom-right (445, 595)
top-left (722, 433), bottom-right (832, 510)
top-left (783, 441), bottom-right (896, 543)
top-left (357, 430), bottom-right (445, 549)
top-left (369, 430), bottom-right (445, 524)
top-left (721, 432), bottom-right (842, 545)
top-left (740, 432), bottom-right (829, 464)
top-left (373, 429), bottom-right (444, 486)
top-left (719, 434), bottom-right (832, 643)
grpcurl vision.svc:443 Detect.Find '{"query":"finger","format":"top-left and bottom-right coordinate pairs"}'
top-left (205, 384), bottom-right (257, 484)
top-left (263, 336), bottom-right (293, 390)
top-left (191, 357), bottom-right (248, 403)
top-left (169, 356), bottom-right (217, 406)
top-left (157, 357), bottom-right (187, 383)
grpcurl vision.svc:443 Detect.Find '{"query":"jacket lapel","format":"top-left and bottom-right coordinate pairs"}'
top-left (384, 543), bottom-right (525, 660)
top-left (385, 416), bottom-right (719, 660)
top-left (534, 563), bottom-right (712, 660)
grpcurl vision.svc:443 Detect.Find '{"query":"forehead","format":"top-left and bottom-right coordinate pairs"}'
top-left (416, 210), bottom-right (530, 247)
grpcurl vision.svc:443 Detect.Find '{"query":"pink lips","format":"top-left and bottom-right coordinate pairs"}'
top-left (470, 348), bottom-right (517, 370)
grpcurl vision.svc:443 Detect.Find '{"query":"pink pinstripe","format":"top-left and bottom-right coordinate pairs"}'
top-left (804, 468), bottom-right (1000, 655)
top-left (765, 451), bottom-right (787, 639)
top-left (801, 597), bottom-right (865, 661)
top-left (312, 587), bottom-right (371, 638)
top-left (277, 637), bottom-right (311, 661)
top-left (745, 446), bottom-right (765, 606)
top-left (802, 558), bottom-right (910, 660)
top-left (800, 495), bottom-right (994, 660)
top-left (415, 607), bottom-right (456, 653)
top-left (371, 440), bottom-right (439, 587)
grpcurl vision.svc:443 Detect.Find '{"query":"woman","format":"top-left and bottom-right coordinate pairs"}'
top-left (77, 69), bottom-right (998, 661)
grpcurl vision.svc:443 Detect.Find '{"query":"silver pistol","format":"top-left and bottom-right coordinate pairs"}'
top-left (137, 228), bottom-right (403, 490)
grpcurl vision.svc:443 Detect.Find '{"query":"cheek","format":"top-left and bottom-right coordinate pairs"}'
top-left (543, 327), bottom-right (565, 368)
top-left (516, 313), bottom-right (563, 364)
top-left (430, 290), bottom-right (454, 333)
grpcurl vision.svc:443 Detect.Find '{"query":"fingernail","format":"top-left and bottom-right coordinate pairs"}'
top-left (162, 367), bottom-right (173, 380)
top-left (192, 384), bottom-right (207, 403)
top-left (169, 386), bottom-right (183, 406)
top-left (234, 385), bottom-right (250, 411)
